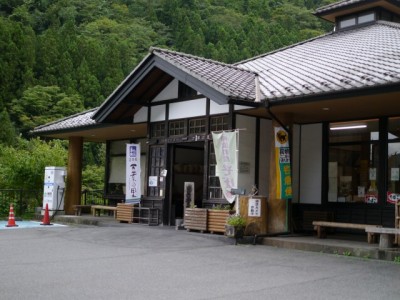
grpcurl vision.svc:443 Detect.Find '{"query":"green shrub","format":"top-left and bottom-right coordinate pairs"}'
top-left (226, 214), bottom-right (246, 227)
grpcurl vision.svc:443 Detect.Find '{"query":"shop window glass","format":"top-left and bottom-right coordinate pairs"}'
top-left (329, 119), bottom-right (379, 143)
top-left (387, 118), bottom-right (400, 202)
top-left (328, 120), bottom-right (380, 204)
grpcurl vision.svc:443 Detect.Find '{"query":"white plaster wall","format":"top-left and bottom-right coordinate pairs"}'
top-left (133, 107), bottom-right (148, 123)
top-left (150, 105), bottom-right (166, 122)
top-left (299, 124), bottom-right (323, 204)
top-left (153, 79), bottom-right (178, 102)
top-left (169, 98), bottom-right (207, 119)
top-left (258, 118), bottom-right (271, 197)
top-left (210, 100), bottom-right (229, 115)
top-left (236, 115), bottom-right (256, 195)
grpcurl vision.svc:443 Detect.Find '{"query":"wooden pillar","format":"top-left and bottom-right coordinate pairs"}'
top-left (267, 115), bottom-right (293, 234)
top-left (64, 137), bottom-right (83, 215)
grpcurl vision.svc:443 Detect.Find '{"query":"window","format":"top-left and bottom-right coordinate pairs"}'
top-left (208, 115), bottom-right (230, 200)
top-left (358, 12), bottom-right (374, 24)
top-left (337, 11), bottom-right (376, 30)
top-left (169, 120), bottom-right (185, 136)
top-left (388, 118), bottom-right (400, 201)
top-left (148, 146), bottom-right (165, 197)
top-left (189, 118), bottom-right (206, 134)
top-left (151, 122), bottom-right (165, 138)
top-left (340, 17), bottom-right (356, 29)
top-left (210, 115), bottom-right (229, 132)
top-left (328, 119), bottom-right (379, 204)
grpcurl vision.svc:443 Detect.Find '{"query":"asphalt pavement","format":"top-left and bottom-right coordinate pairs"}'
top-left (1, 223), bottom-right (400, 300)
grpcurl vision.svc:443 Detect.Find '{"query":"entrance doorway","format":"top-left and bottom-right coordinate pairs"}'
top-left (169, 142), bottom-right (204, 225)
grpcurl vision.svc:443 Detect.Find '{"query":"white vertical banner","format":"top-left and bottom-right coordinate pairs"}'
top-left (212, 131), bottom-right (238, 203)
top-left (126, 143), bottom-right (141, 204)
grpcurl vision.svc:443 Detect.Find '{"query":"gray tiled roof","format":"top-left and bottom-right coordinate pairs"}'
top-left (236, 21), bottom-right (400, 102)
top-left (33, 108), bottom-right (98, 133)
top-left (315, 0), bottom-right (367, 14)
top-left (151, 47), bottom-right (258, 101)
top-left (34, 20), bottom-right (400, 133)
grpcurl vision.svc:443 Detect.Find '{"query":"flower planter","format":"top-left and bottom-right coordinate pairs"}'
top-left (184, 208), bottom-right (207, 232)
top-left (207, 209), bottom-right (235, 234)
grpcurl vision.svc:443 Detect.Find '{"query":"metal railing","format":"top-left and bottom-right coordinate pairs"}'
top-left (0, 189), bottom-right (42, 217)
top-left (81, 189), bottom-right (107, 205)
top-left (0, 189), bottom-right (108, 218)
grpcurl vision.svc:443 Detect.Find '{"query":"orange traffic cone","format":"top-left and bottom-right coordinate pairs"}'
top-left (6, 204), bottom-right (18, 227)
top-left (40, 203), bottom-right (52, 226)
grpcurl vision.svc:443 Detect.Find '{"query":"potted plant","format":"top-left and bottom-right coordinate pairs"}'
top-left (225, 214), bottom-right (246, 239)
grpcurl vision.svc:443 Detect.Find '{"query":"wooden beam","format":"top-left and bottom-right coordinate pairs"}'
top-left (64, 137), bottom-right (83, 214)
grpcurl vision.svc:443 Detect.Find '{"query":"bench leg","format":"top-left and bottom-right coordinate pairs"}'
top-left (379, 234), bottom-right (393, 249)
top-left (367, 233), bottom-right (377, 244)
top-left (316, 226), bottom-right (326, 238)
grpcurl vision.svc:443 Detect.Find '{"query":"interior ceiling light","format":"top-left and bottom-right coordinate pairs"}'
top-left (330, 124), bottom-right (367, 130)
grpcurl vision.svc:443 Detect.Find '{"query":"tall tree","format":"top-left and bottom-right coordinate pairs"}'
top-left (10, 85), bottom-right (84, 137)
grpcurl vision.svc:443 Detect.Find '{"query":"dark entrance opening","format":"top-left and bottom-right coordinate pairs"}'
top-left (169, 142), bottom-right (204, 225)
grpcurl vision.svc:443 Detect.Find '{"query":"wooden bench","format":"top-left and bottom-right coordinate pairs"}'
top-left (303, 211), bottom-right (333, 231)
top-left (73, 205), bottom-right (92, 216)
top-left (365, 227), bottom-right (400, 249)
top-left (312, 221), bottom-right (381, 243)
top-left (91, 205), bottom-right (117, 219)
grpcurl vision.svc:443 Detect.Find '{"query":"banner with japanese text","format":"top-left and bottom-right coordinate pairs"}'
top-left (274, 127), bottom-right (292, 199)
top-left (212, 131), bottom-right (238, 203)
top-left (126, 143), bottom-right (141, 204)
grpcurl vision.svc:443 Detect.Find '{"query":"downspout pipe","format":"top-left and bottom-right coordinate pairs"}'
top-left (264, 99), bottom-right (292, 234)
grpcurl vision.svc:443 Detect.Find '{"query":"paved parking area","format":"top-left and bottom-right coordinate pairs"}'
top-left (1, 224), bottom-right (400, 300)
top-left (0, 221), bottom-right (66, 229)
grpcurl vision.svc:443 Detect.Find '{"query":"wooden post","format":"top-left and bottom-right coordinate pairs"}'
top-left (64, 137), bottom-right (83, 215)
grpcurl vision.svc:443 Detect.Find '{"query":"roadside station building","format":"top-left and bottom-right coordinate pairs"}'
top-left (34, 0), bottom-right (400, 233)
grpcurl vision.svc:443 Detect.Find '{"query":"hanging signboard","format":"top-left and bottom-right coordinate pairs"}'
top-left (212, 131), bottom-right (238, 203)
top-left (248, 198), bottom-right (261, 217)
top-left (126, 143), bottom-right (141, 204)
top-left (274, 127), bottom-right (292, 199)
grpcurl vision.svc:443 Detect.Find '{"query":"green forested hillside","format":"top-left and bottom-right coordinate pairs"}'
top-left (0, 0), bottom-right (335, 192)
